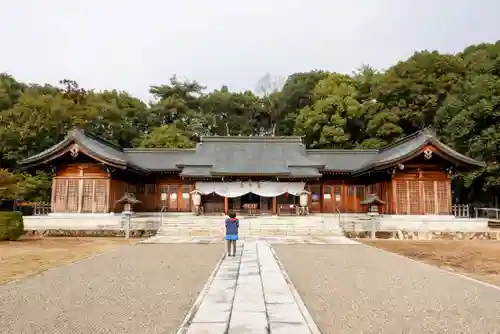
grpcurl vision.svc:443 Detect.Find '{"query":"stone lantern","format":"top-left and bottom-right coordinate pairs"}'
top-left (360, 194), bottom-right (385, 239)
top-left (115, 192), bottom-right (141, 239)
top-left (297, 190), bottom-right (311, 216)
top-left (360, 194), bottom-right (385, 216)
top-left (190, 189), bottom-right (203, 216)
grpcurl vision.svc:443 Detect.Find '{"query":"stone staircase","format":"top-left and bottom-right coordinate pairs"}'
top-left (154, 214), bottom-right (344, 237)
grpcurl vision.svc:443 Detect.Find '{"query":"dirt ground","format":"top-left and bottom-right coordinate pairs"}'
top-left (360, 239), bottom-right (500, 287)
top-left (0, 237), bottom-right (142, 284)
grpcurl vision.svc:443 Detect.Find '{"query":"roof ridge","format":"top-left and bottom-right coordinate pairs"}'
top-left (69, 127), bottom-right (124, 152)
top-left (200, 136), bottom-right (303, 143)
top-left (124, 148), bottom-right (196, 152)
top-left (378, 129), bottom-right (435, 152)
top-left (307, 149), bottom-right (379, 154)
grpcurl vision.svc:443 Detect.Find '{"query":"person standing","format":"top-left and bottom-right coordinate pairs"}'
top-left (225, 212), bottom-right (239, 257)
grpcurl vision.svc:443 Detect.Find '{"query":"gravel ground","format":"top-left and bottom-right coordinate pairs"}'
top-left (274, 244), bottom-right (500, 334)
top-left (0, 243), bottom-right (223, 334)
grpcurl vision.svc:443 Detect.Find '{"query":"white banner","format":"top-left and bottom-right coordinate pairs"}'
top-left (195, 181), bottom-right (305, 198)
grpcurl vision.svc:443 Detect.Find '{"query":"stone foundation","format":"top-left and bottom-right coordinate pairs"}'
top-left (23, 229), bottom-right (157, 238)
top-left (346, 230), bottom-right (500, 240)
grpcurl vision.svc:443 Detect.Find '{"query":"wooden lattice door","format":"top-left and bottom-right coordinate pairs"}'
top-left (423, 181), bottom-right (436, 214)
top-left (81, 179), bottom-right (94, 212)
top-left (94, 179), bottom-right (108, 213)
top-left (437, 181), bottom-right (450, 214)
top-left (53, 178), bottom-right (68, 212)
top-left (395, 180), bottom-right (409, 214)
top-left (66, 179), bottom-right (80, 213)
top-left (408, 181), bottom-right (421, 214)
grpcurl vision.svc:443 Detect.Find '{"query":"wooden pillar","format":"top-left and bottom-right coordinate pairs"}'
top-left (272, 197), bottom-right (277, 215)
top-left (50, 177), bottom-right (57, 213)
top-left (224, 196), bottom-right (228, 214)
top-left (77, 167), bottom-right (84, 213)
top-left (391, 179), bottom-right (397, 214)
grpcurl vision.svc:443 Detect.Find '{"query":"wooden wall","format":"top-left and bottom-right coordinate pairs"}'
top-left (49, 162), bottom-right (452, 215)
top-left (389, 169), bottom-right (451, 215)
top-left (52, 163), bottom-right (110, 213)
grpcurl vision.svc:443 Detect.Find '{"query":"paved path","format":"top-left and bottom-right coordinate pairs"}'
top-left (182, 240), bottom-right (318, 333)
top-left (0, 243), bottom-right (223, 334)
top-left (275, 242), bottom-right (500, 333)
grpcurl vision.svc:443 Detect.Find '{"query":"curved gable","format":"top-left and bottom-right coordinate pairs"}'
top-left (18, 128), bottom-right (138, 171)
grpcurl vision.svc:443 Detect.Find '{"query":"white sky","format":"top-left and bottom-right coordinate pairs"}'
top-left (2, 0), bottom-right (499, 101)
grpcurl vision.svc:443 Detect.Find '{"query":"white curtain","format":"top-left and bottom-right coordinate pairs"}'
top-left (195, 181), bottom-right (305, 198)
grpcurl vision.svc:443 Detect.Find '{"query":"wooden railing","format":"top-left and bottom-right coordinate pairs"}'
top-left (474, 207), bottom-right (500, 219)
top-left (452, 204), bottom-right (470, 218)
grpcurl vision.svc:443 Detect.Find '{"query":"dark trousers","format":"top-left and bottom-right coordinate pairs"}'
top-left (226, 240), bottom-right (236, 255)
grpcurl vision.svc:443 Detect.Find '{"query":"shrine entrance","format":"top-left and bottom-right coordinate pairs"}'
top-left (196, 181), bottom-right (305, 215)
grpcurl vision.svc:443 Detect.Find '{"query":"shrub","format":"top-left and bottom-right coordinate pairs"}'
top-left (0, 211), bottom-right (24, 241)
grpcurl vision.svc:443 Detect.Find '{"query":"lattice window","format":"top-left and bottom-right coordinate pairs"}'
top-left (408, 181), bottom-right (420, 214)
top-left (423, 181), bottom-right (436, 214)
top-left (53, 179), bottom-right (67, 212)
top-left (81, 179), bottom-right (94, 212)
top-left (169, 185), bottom-right (178, 209)
top-left (347, 186), bottom-right (355, 196)
top-left (356, 186), bottom-right (365, 199)
top-left (437, 181), bottom-right (449, 214)
top-left (333, 186), bottom-right (341, 202)
top-left (66, 179), bottom-right (79, 212)
top-left (94, 180), bottom-right (107, 213)
top-left (396, 181), bottom-right (408, 214)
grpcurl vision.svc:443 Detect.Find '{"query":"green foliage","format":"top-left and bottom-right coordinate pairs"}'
top-left (0, 211), bottom-right (24, 241)
top-left (134, 125), bottom-right (195, 148)
top-left (0, 169), bottom-right (17, 200)
top-left (14, 171), bottom-right (53, 202)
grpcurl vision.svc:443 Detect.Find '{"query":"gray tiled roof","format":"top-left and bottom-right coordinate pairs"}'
top-left (307, 150), bottom-right (378, 172)
top-left (189, 136), bottom-right (323, 177)
top-left (354, 129), bottom-right (486, 173)
top-left (18, 128), bottom-right (143, 171)
top-left (18, 128), bottom-right (485, 177)
top-left (124, 149), bottom-right (197, 171)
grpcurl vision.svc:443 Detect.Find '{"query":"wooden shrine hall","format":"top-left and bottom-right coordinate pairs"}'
top-left (18, 128), bottom-right (485, 216)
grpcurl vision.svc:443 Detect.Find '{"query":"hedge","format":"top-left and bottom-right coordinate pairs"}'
top-left (0, 211), bottom-right (24, 241)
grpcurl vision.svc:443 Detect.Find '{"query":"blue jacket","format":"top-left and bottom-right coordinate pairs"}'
top-left (225, 218), bottom-right (239, 235)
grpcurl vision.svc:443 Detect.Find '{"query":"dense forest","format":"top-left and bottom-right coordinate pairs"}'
top-left (0, 41), bottom-right (499, 205)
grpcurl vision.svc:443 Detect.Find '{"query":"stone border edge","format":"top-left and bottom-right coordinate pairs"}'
top-left (268, 243), bottom-right (322, 334)
top-left (176, 251), bottom-right (226, 334)
top-left (359, 242), bottom-right (500, 292)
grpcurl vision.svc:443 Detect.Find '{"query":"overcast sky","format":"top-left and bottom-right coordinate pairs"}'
top-left (2, 0), bottom-right (499, 101)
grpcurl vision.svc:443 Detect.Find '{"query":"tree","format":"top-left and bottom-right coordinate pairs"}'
top-left (375, 51), bottom-right (466, 134)
top-left (294, 73), bottom-right (362, 148)
top-left (0, 169), bottom-right (17, 200)
top-left (134, 124), bottom-right (195, 148)
top-left (274, 71), bottom-right (329, 135)
top-left (14, 171), bottom-right (53, 202)
top-left (430, 42), bottom-right (500, 203)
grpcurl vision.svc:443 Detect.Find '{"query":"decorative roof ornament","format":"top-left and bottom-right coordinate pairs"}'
top-left (69, 144), bottom-right (80, 158)
top-left (423, 148), bottom-right (433, 160)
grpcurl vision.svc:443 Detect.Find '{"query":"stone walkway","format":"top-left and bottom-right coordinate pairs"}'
top-left (181, 240), bottom-right (318, 333)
